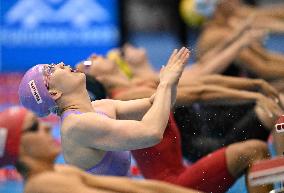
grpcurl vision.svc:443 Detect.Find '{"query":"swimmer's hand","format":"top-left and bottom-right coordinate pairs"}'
top-left (254, 79), bottom-right (280, 103)
top-left (159, 47), bottom-right (190, 86)
top-left (256, 94), bottom-right (283, 119)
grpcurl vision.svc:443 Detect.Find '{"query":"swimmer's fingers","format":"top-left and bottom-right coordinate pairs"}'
top-left (166, 47), bottom-right (190, 69)
top-left (167, 49), bottom-right (178, 65)
top-left (159, 47), bottom-right (190, 85)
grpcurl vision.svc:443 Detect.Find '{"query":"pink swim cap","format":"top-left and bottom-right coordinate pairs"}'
top-left (18, 64), bottom-right (57, 117)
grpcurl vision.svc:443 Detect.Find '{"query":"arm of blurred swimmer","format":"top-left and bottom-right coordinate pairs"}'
top-left (64, 48), bottom-right (190, 151)
top-left (199, 17), bottom-right (252, 63)
top-left (238, 48), bottom-right (284, 80)
top-left (111, 86), bottom-right (155, 101)
top-left (186, 36), bottom-right (249, 79)
top-left (113, 78), bottom-right (278, 109)
top-left (176, 84), bottom-right (283, 119)
top-left (176, 84), bottom-right (263, 105)
top-left (79, 172), bottom-right (204, 193)
top-left (24, 173), bottom-right (111, 193)
top-left (192, 75), bottom-right (279, 100)
top-left (250, 43), bottom-right (284, 64)
top-left (188, 28), bottom-right (265, 78)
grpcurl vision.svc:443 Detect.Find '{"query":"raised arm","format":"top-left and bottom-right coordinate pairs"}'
top-left (181, 40), bottom-right (242, 82)
top-left (65, 47), bottom-right (190, 151)
top-left (179, 29), bottom-right (264, 84)
top-left (198, 16), bottom-right (253, 62)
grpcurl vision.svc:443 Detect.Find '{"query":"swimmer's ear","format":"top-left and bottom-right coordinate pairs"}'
top-left (49, 89), bottom-right (62, 100)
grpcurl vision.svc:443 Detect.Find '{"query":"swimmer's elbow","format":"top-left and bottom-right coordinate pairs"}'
top-left (128, 122), bottom-right (164, 148)
top-left (144, 135), bottom-right (162, 148)
top-left (152, 136), bottom-right (163, 146)
top-left (147, 127), bottom-right (163, 145)
top-left (152, 134), bottom-right (163, 145)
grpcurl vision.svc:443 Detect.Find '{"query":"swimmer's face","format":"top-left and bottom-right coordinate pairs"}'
top-left (45, 62), bottom-right (86, 95)
top-left (20, 112), bottom-right (61, 161)
top-left (90, 55), bottom-right (117, 75)
top-left (77, 55), bottom-right (117, 78)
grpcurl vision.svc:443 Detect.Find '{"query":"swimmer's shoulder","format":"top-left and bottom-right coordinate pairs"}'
top-left (24, 172), bottom-right (69, 193)
top-left (55, 164), bottom-right (85, 175)
top-left (92, 100), bottom-right (116, 119)
top-left (61, 100), bottom-right (116, 132)
top-left (91, 99), bottom-right (114, 107)
top-left (24, 167), bottom-right (83, 193)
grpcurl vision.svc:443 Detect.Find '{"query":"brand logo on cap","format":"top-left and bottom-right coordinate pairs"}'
top-left (0, 128), bottom-right (8, 157)
top-left (29, 80), bottom-right (43, 104)
top-left (275, 123), bottom-right (284, 133)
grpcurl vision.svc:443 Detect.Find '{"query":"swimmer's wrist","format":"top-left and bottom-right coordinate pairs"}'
top-left (158, 81), bottom-right (171, 88)
top-left (253, 79), bottom-right (263, 89)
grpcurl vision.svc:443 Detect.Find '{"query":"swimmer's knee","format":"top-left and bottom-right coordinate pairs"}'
top-left (225, 140), bottom-right (269, 177)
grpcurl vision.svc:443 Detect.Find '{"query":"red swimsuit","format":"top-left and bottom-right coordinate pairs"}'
top-left (131, 113), bottom-right (235, 193)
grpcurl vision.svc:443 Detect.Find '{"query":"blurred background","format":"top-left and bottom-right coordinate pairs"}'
top-left (0, 0), bottom-right (284, 192)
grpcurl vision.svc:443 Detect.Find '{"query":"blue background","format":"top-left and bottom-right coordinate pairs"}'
top-left (0, 0), bottom-right (120, 72)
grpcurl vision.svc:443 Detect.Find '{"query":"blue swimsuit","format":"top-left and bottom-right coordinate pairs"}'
top-left (61, 110), bottom-right (131, 176)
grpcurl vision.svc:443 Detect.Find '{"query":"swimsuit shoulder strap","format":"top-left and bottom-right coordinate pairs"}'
top-left (61, 110), bottom-right (82, 121)
top-left (61, 109), bottom-right (109, 121)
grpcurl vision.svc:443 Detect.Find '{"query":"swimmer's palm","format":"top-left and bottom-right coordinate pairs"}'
top-left (159, 47), bottom-right (190, 85)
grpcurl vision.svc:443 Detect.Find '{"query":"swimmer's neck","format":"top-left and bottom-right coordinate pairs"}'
top-left (57, 88), bottom-right (94, 115)
top-left (25, 158), bottom-right (55, 180)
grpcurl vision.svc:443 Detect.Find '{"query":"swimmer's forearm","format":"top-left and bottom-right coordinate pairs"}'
top-left (142, 82), bottom-right (172, 136)
top-left (198, 86), bottom-right (261, 102)
top-left (195, 75), bottom-right (262, 91)
top-left (113, 97), bottom-right (154, 120)
top-left (195, 39), bottom-right (246, 76)
top-left (175, 85), bottom-right (260, 105)
top-left (200, 23), bottom-right (246, 63)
